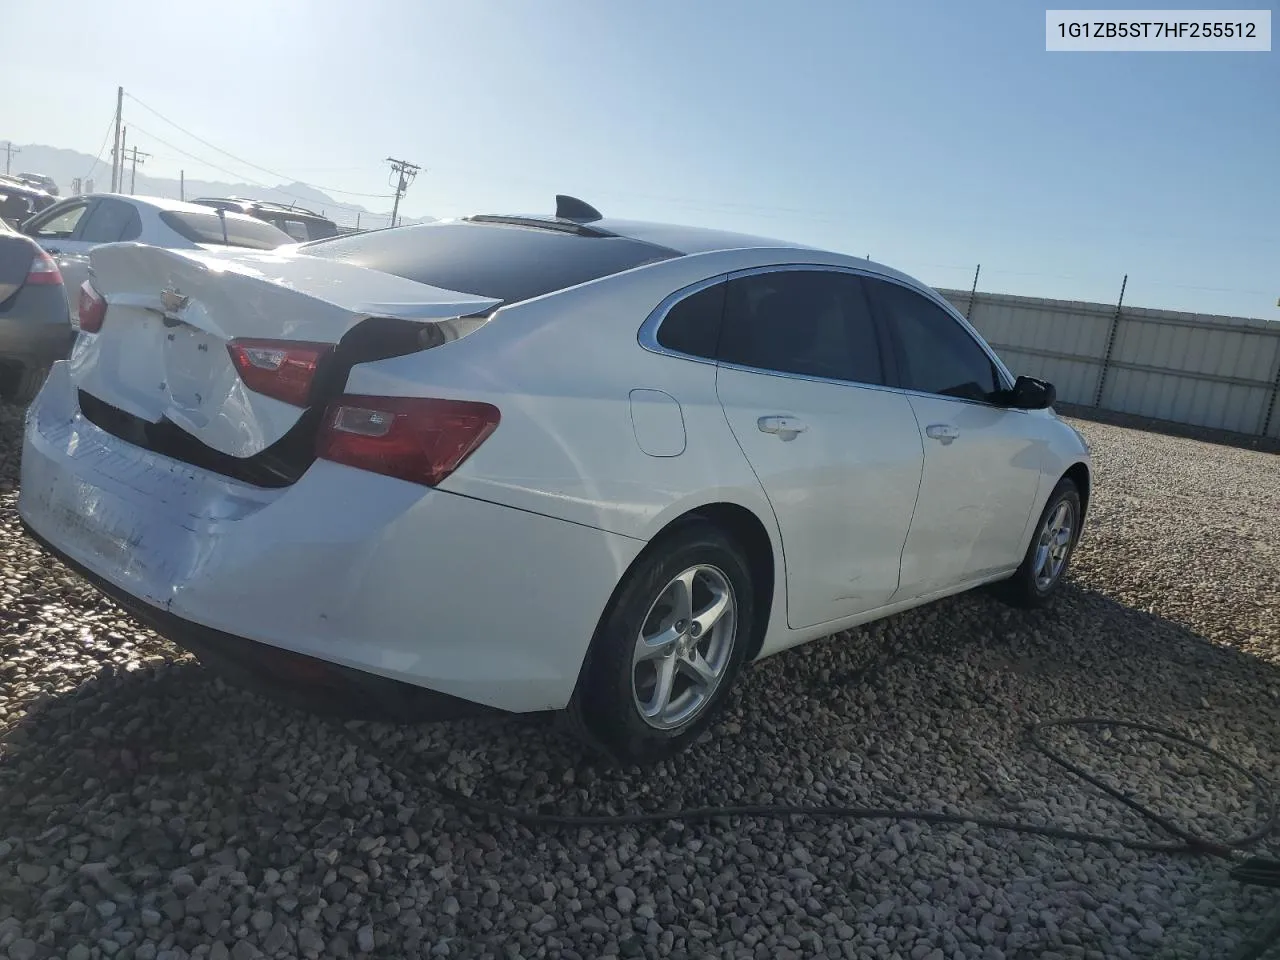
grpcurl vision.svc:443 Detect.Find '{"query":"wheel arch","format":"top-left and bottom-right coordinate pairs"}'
top-left (1064, 460), bottom-right (1091, 519)
top-left (671, 502), bottom-right (777, 661)
top-left (578, 499), bottom-right (781, 687)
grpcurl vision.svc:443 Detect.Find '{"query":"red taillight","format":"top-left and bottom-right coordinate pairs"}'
top-left (78, 281), bottom-right (106, 333)
top-left (317, 395), bottom-right (500, 487)
top-left (226, 339), bottom-right (333, 407)
top-left (27, 250), bottom-right (62, 286)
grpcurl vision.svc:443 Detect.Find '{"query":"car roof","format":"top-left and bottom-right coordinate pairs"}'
top-left (0, 176), bottom-right (51, 197)
top-left (74, 193), bottom-right (272, 223)
top-left (590, 218), bottom-right (809, 255)
top-left (454, 207), bottom-right (919, 286)
top-left (460, 210), bottom-right (799, 256)
top-left (586, 216), bottom-right (923, 290)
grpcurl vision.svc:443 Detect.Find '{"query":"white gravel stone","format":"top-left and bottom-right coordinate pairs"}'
top-left (1, 407), bottom-right (1278, 959)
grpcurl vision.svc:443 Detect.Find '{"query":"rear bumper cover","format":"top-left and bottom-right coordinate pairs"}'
top-left (19, 364), bottom-right (645, 713)
top-left (22, 520), bottom-right (490, 721)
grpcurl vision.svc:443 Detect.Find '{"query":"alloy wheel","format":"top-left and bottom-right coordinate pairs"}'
top-left (631, 564), bottom-right (737, 731)
top-left (1033, 499), bottom-right (1076, 591)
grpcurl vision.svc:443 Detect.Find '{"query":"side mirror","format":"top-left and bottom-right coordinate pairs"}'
top-left (1009, 375), bottom-right (1056, 410)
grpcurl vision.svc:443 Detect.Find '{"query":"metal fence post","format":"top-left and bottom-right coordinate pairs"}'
top-left (965, 264), bottom-right (981, 320)
top-left (1093, 274), bottom-right (1128, 408)
top-left (1261, 347), bottom-right (1280, 438)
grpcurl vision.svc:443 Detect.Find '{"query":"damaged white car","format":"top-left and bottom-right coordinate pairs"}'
top-left (18, 196), bottom-right (1091, 762)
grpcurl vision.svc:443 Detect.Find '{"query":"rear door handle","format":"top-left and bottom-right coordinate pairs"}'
top-left (758, 415), bottom-right (807, 441)
top-left (925, 423), bottom-right (960, 445)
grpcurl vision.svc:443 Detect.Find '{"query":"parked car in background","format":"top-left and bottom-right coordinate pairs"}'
top-left (190, 197), bottom-right (340, 242)
top-left (0, 177), bottom-right (57, 226)
top-left (15, 173), bottom-right (59, 196)
top-left (17, 195), bottom-right (1091, 763)
top-left (19, 194), bottom-right (293, 312)
top-left (0, 218), bottom-right (73, 404)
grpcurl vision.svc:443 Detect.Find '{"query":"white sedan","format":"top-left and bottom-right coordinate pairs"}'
top-left (17, 193), bottom-right (292, 313)
top-left (18, 196), bottom-right (1091, 763)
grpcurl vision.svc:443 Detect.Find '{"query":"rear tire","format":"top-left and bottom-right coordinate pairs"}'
top-left (570, 521), bottom-right (754, 764)
top-left (994, 476), bottom-right (1082, 608)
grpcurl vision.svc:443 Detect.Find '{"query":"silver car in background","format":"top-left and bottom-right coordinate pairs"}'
top-left (18, 194), bottom-right (293, 313)
top-left (0, 218), bottom-right (73, 404)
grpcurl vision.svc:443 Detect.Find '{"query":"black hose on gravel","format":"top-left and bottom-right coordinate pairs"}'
top-left (350, 716), bottom-right (1276, 855)
top-left (343, 715), bottom-right (1280, 957)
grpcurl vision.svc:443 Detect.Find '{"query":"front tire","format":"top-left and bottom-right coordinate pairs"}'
top-left (571, 522), bottom-right (754, 764)
top-left (994, 476), bottom-right (1082, 608)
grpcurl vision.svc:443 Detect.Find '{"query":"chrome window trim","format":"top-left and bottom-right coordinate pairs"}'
top-left (637, 273), bottom-right (725, 369)
top-left (638, 262), bottom-right (1016, 401)
top-left (715, 359), bottom-right (905, 397)
top-left (637, 263), bottom-right (896, 391)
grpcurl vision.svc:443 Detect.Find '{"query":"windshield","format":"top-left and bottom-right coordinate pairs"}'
top-left (159, 210), bottom-right (291, 250)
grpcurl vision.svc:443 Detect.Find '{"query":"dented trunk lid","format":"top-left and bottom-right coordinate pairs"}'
top-left (71, 242), bottom-right (499, 458)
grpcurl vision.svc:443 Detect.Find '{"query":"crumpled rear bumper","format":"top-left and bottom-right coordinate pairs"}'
top-left (22, 519), bottom-right (494, 722)
top-left (18, 363), bottom-right (645, 713)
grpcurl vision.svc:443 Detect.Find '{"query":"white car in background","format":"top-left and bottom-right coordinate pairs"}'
top-left (18, 194), bottom-right (292, 314)
top-left (18, 196), bottom-right (1092, 763)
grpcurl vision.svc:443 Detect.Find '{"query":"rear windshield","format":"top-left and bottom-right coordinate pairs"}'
top-left (301, 220), bottom-right (678, 304)
top-left (159, 210), bottom-right (290, 250)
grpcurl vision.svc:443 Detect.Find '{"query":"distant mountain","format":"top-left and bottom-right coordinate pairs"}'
top-left (7, 144), bottom-right (431, 230)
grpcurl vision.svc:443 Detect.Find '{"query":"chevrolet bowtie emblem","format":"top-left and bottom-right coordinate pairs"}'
top-left (161, 286), bottom-right (189, 314)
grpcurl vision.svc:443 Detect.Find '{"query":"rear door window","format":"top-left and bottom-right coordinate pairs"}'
top-left (306, 220), bottom-right (339, 240)
top-left (719, 269), bottom-right (887, 386)
top-left (78, 198), bottom-right (140, 244)
top-left (159, 210), bottom-right (291, 250)
top-left (279, 219), bottom-right (311, 243)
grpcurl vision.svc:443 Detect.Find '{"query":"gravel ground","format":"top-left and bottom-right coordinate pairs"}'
top-left (2, 402), bottom-right (1279, 960)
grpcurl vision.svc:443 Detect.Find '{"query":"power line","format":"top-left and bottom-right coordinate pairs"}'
top-left (125, 123), bottom-right (373, 218)
top-left (82, 117), bottom-right (117, 184)
top-left (126, 123), bottom-right (276, 188)
top-left (420, 164), bottom-right (1280, 248)
top-left (123, 92), bottom-right (394, 200)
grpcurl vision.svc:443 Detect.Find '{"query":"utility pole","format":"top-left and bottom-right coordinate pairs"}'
top-left (385, 157), bottom-right (421, 228)
top-left (966, 263), bottom-right (981, 320)
top-left (110, 86), bottom-right (123, 192)
top-left (2, 142), bottom-right (19, 175)
top-left (180, 170), bottom-right (185, 201)
top-left (121, 134), bottom-right (150, 195)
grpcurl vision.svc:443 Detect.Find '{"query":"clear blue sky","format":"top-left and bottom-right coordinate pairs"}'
top-left (2, 0), bottom-right (1276, 317)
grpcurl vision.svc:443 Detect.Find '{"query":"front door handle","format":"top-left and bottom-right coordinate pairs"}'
top-left (925, 423), bottom-right (960, 445)
top-left (758, 415), bottom-right (807, 441)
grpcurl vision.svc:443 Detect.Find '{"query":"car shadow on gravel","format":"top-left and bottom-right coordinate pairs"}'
top-left (3, 576), bottom-right (1280, 959)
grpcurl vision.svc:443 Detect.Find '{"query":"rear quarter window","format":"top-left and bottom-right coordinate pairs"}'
top-left (160, 210), bottom-right (291, 250)
top-left (656, 282), bottom-right (725, 359)
top-left (302, 220), bottom-right (678, 304)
